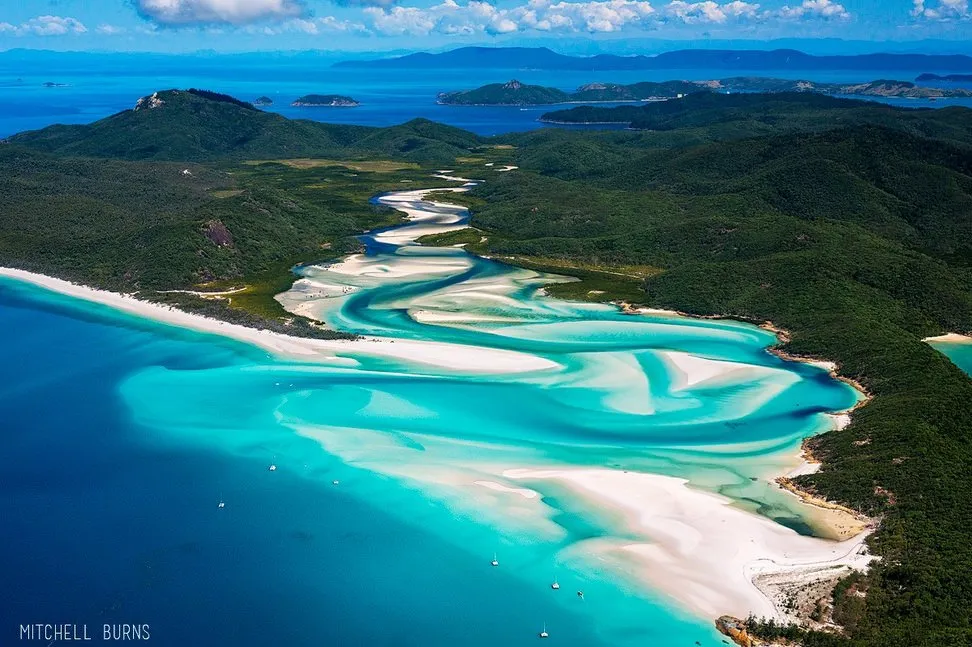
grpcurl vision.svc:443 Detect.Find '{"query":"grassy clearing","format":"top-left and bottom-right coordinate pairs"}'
top-left (210, 189), bottom-right (244, 198)
top-left (245, 158), bottom-right (420, 172)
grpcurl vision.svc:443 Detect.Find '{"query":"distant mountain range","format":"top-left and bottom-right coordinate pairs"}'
top-left (335, 47), bottom-right (972, 72)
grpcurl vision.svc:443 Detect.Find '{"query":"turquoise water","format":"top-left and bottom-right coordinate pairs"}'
top-left (928, 336), bottom-right (972, 376)
top-left (0, 185), bottom-right (859, 645)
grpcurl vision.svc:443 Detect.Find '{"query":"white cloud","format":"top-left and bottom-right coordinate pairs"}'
top-left (248, 16), bottom-right (366, 34)
top-left (664, 1), bottom-right (760, 24)
top-left (911, 0), bottom-right (970, 20)
top-left (134, 0), bottom-right (306, 25)
top-left (364, 0), bottom-right (659, 35)
top-left (778, 0), bottom-right (849, 20)
top-left (96, 24), bottom-right (125, 35)
top-left (360, 0), bottom-right (850, 35)
top-left (0, 15), bottom-right (87, 36)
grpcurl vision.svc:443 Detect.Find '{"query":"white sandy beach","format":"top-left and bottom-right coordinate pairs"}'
top-left (505, 467), bottom-right (875, 622)
top-left (923, 332), bottom-right (972, 343)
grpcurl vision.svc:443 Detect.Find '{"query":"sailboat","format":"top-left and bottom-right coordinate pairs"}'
top-left (217, 493), bottom-right (225, 509)
top-left (490, 552), bottom-right (499, 567)
top-left (539, 623), bottom-right (549, 639)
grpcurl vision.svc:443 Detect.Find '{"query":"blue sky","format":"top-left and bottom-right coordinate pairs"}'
top-left (0, 0), bottom-right (970, 52)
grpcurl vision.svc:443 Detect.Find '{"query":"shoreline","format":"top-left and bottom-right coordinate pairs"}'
top-left (3, 186), bottom-right (877, 633)
top-left (617, 302), bottom-right (876, 580)
top-left (0, 267), bottom-right (559, 376)
top-left (923, 332), bottom-right (972, 344)
top-left (504, 467), bottom-right (876, 626)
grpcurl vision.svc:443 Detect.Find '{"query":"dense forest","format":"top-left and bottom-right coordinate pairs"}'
top-left (3, 89), bottom-right (972, 645)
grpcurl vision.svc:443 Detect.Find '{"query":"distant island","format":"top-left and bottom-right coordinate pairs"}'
top-left (917, 73), bottom-right (972, 82)
top-left (291, 94), bottom-right (359, 107)
top-left (438, 80), bottom-right (568, 106)
top-left (439, 79), bottom-right (705, 105)
top-left (442, 77), bottom-right (972, 109)
top-left (335, 46), bottom-right (972, 72)
top-left (539, 89), bottom-right (972, 128)
top-left (42, 81), bottom-right (67, 88)
top-left (708, 77), bottom-right (972, 99)
top-left (253, 96), bottom-right (273, 107)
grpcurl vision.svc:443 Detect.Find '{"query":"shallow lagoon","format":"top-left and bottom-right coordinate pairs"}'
top-left (0, 186), bottom-right (860, 645)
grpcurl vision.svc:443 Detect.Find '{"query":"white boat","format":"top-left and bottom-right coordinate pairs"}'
top-left (491, 552), bottom-right (499, 567)
top-left (269, 457), bottom-right (277, 472)
top-left (218, 494), bottom-right (225, 509)
top-left (539, 623), bottom-right (549, 639)
top-left (551, 577), bottom-right (560, 590)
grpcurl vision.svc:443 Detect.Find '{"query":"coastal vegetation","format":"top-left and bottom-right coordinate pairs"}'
top-left (3, 88), bottom-right (972, 645)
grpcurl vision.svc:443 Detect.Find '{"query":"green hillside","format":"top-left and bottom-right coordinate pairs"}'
top-left (540, 92), bottom-right (972, 146)
top-left (438, 79), bottom-right (570, 105)
top-left (8, 89), bottom-right (479, 164)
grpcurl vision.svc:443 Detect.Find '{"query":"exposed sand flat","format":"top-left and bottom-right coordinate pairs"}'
top-left (0, 268), bottom-right (559, 376)
top-left (473, 480), bottom-right (539, 499)
top-left (371, 190), bottom-right (471, 246)
top-left (314, 252), bottom-right (473, 281)
top-left (661, 350), bottom-right (757, 390)
top-left (505, 467), bottom-right (875, 622)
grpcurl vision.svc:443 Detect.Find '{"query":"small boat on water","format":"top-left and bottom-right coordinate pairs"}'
top-left (576, 590), bottom-right (584, 600)
top-left (269, 457), bottom-right (277, 472)
top-left (491, 552), bottom-right (499, 567)
top-left (539, 623), bottom-right (549, 639)
top-left (551, 577), bottom-right (560, 590)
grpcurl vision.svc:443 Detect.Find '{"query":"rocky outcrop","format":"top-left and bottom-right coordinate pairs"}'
top-left (716, 616), bottom-right (756, 646)
top-left (202, 219), bottom-right (233, 247)
top-left (134, 91), bottom-right (166, 111)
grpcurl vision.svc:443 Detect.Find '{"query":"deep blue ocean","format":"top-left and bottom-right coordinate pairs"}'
top-left (0, 281), bottom-right (637, 646)
top-left (2, 55), bottom-right (972, 137)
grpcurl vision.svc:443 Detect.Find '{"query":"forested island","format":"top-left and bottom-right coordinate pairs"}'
top-left (540, 89), bottom-right (972, 127)
top-left (438, 80), bottom-right (570, 105)
top-left (253, 95), bottom-right (273, 106)
top-left (3, 88), bottom-right (972, 647)
top-left (291, 94), bottom-right (359, 107)
top-left (443, 77), bottom-right (972, 108)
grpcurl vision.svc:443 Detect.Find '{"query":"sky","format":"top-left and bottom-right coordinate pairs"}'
top-left (0, 0), bottom-right (970, 52)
